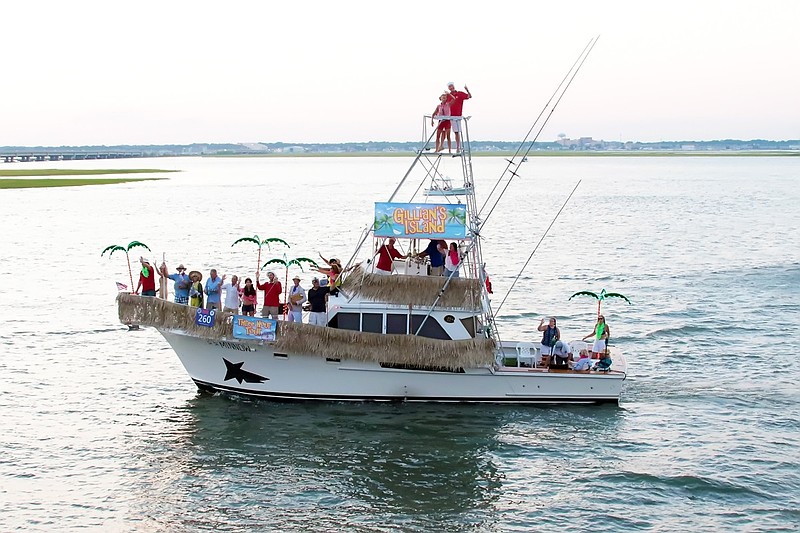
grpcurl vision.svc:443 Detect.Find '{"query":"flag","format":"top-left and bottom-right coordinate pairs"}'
top-left (116, 282), bottom-right (128, 291)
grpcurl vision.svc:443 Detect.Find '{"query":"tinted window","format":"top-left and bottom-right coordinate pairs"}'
top-left (386, 314), bottom-right (408, 334)
top-left (362, 313), bottom-right (383, 333)
top-left (460, 316), bottom-right (476, 338)
top-left (411, 315), bottom-right (451, 340)
top-left (337, 312), bottom-right (360, 331)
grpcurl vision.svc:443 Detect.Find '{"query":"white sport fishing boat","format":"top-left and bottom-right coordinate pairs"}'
top-left (117, 109), bottom-right (627, 404)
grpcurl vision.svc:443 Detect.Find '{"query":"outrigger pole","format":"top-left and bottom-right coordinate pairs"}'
top-left (478, 35), bottom-right (599, 228)
top-left (493, 180), bottom-right (582, 316)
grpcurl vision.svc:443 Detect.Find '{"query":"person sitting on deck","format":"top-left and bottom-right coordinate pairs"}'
top-left (537, 317), bottom-right (560, 366)
top-left (572, 349), bottom-right (592, 372)
top-left (593, 353), bottom-right (613, 372)
top-left (374, 238), bottom-right (407, 275)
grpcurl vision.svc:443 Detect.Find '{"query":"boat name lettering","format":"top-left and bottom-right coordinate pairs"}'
top-left (212, 340), bottom-right (254, 352)
top-left (393, 206), bottom-right (447, 235)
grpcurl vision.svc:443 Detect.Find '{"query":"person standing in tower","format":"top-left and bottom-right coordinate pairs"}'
top-left (447, 82), bottom-right (472, 153)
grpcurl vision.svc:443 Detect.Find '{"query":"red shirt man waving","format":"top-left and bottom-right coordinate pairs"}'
top-left (447, 82), bottom-right (471, 153)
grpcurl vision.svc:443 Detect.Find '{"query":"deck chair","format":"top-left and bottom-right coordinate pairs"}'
top-left (515, 342), bottom-right (537, 368)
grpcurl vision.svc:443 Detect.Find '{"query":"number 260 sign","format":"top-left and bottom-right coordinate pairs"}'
top-left (194, 308), bottom-right (216, 328)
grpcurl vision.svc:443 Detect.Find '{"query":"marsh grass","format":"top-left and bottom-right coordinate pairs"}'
top-left (0, 168), bottom-right (177, 189)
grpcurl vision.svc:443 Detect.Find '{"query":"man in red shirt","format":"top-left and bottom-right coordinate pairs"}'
top-left (447, 82), bottom-right (472, 153)
top-left (374, 238), bottom-right (407, 275)
top-left (256, 271), bottom-right (282, 318)
top-left (135, 256), bottom-right (157, 296)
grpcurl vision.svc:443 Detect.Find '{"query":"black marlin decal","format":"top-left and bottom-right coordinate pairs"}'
top-left (223, 358), bottom-right (269, 384)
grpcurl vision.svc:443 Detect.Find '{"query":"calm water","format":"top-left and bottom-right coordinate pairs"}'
top-left (1, 155), bottom-right (799, 532)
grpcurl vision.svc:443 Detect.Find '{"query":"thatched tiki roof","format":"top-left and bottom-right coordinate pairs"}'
top-left (117, 294), bottom-right (495, 369)
top-left (339, 265), bottom-right (483, 310)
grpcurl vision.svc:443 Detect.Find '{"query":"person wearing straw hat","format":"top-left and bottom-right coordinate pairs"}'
top-left (188, 271), bottom-right (203, 308)
top-left (164, 263), bottom-right (191, 304)
top-left (287, 275), bottom-right (306, 323)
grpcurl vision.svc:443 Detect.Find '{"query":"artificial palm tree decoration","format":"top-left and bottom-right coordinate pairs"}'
top-left (232, 235), bottom-right (290, 273)
top-left (262, 256), bottom-right (319, 318)
top-left (569, 288), bottom-right (631, 318)
top-left (101, 241), bottom-right (152, 291)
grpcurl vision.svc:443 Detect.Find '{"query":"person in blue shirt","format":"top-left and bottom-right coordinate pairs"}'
top-left (164, 263), bottom-right (191, 305)
top-left (417, 239), bottom-right (446, 276)
top-left (204, 269), bottom-right (223, 311)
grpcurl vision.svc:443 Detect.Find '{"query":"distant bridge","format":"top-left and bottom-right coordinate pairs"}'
top-left (1, 152), bottom-right (144, 163)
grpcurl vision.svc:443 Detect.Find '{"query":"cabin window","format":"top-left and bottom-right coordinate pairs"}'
top-left (411, 315), bottom-right (451, 340)
top-left (386, 313), bottom-right (408, 334)
top-left (336, 312), bottom-right (360, 331)
top-left (460, 316), bottom-right (477, 338)
top-left (362, 313), bottom-right (383, 333)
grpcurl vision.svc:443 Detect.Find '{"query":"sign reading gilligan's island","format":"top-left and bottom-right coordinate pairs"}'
top-left (232, 316), bottom-right (278, 341)
top-left (374, 203), bottom-right (467, 239)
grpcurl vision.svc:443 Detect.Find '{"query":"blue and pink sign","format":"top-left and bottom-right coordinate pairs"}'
top-left (373, 202), bottom-right (467, 239)
top-left (232, 316), bottom-right (278, 341)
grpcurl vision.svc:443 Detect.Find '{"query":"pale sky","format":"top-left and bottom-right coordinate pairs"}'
top-left (2, 0), bottom-right (798, 145)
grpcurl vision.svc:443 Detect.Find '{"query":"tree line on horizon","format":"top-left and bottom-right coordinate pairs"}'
top-left (1, 139), bottom-right (798, 156)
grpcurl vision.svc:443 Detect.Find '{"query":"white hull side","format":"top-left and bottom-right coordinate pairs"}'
top-left (160, 330), bottom-right (625, 404)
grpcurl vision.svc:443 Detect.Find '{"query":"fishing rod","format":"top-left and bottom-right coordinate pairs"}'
top-left (478, 37), bottom-right (595, 216)
top-left (494, 180), bottom-right (581, 316)
top-left (479, 36), bottom-right (599, 229)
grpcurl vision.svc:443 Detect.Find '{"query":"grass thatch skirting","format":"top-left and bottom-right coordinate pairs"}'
top-left (339, 265), bottom-right (483, 310)
top-left (117, 294), bottom-right (495, 369)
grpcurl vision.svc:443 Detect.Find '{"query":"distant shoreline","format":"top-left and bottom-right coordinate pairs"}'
top-left (206, 150), bottom-right (800, 158)
top-left (0, 168), bottom-right (177, 189)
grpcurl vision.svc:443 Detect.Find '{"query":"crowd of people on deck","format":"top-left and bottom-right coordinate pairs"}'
top-left (532, 315), bottom-right (613, 372)
top-left (375, 237), bottom-right (463, 278)
top-left (132, 255), bottom-right (336, 327)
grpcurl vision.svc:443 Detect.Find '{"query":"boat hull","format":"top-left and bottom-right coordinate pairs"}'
top-left (160, 330), bottom-right (625, 404)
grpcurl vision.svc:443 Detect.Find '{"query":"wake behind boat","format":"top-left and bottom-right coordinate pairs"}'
top-left (115, 104), bottom-right (628, 404)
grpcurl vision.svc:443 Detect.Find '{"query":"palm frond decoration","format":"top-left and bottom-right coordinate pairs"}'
top-left (288, 257), bottom-right (319, 271)
top-left (262, 258), bottom-right (288, 270)
top-left (101, 244), bottom-right (126, 257)
top-left (126, 240), bottom-right (151, 252)
top-left (235, 235), bottom-right (289, 272)
top-left (569, 288), bottom-right (631, 317)
top-left (261, 237), bottom-right (290, 249)
top-left (232, 236), bottom-right (261, 247)
top-left (101, 240), bottom-right (150, 291)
